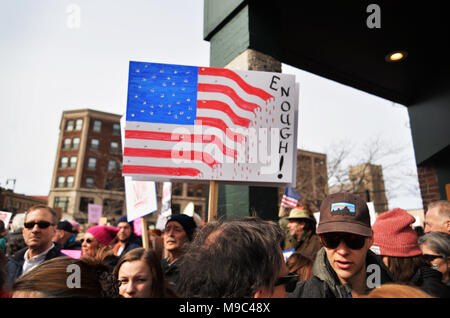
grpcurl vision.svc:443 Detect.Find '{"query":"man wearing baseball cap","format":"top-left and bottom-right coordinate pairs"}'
top-left (288, 192), bottom-right (393, 298)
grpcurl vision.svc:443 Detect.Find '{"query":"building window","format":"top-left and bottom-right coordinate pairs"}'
top-left (54, 196), bottom-right (69, 212)
top-left (87, 157), bottom-right (97, 169)
top-left (72, 137), bottom-right (80, 149)
top-left (112, 123), bottom-right (121, 135)
top-left (93, 120), bottom-right (102, 132)
top-left (172, 183), bottom-right (183, 196)
top-left (172, 204), bottom-right (181, 214)
top-left (110, 141), bottom-right (119, 153)
top-left (56, 176), bottom-right (65, 188)
top-left (60, 157), bottom-right (68, 168)
top-left (66, 120), bottom-right (74, 131)
top-left (66, 176), bottom-right (74, 188)
top-left (90, 139), bottom-right (99, 150)
top-left (107, 160), bottom-right (116, 171)
top-left (79, 197), bottom-right (94, 213)
top-left (63, 138), bottom-right (71, 150)
top-left (85, 177), bottom-right (94, 189)
top-left (69, 156), bottom-right (77, 169)
top-left (75, 119), bottom-right (83, 131)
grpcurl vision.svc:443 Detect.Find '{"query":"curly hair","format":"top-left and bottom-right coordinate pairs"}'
top-left (178, 216), bottom-right (285, 298)
top-left (12, 256), bottom-right (120, 298)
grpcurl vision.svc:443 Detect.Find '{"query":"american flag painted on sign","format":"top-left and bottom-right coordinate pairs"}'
top-left (123, 61), bottom-right (276, 179)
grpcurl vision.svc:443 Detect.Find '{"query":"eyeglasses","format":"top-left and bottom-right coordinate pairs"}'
top-left (24, 221), bottom-right (54, 229)
top-left (275, 272), bottom-right (299, 293)
top-left (422, 254), bottom-right (444, 262)
top-left (320, 232), bottom-right (367, 250)
top-left (80, 238), bottom-right (93, 244)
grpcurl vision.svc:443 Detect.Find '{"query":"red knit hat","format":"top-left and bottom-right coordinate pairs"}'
top-left (86, 225), bottom-right (119, 246)
top-left (371, 208), bottom-right (422, 257)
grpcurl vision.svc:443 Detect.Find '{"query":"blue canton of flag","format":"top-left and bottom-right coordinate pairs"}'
top-left (127, 61), bottom-right (199, 125)
top-left (281, 187), bottom-right (302, 208)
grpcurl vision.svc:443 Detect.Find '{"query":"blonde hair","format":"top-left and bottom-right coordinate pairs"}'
top-left (363, 284), bottom-right (434, 298)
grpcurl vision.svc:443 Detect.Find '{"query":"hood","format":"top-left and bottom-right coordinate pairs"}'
top-left (312, 247), bottom-right (393, 297)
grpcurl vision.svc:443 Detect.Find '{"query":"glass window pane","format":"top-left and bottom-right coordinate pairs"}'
top-left (72, 138), bottom-right (80, 149)
top-left (88, 157), bottom-right (97, 169)
top-left (66, 176), bottom-right (74, 187)
top-left (110, 141), bottom-right (119, 153)
top-left (85, 177), bottom-right (94, 188)
top-left (66, 120), bottom-right (74, 131)
top-left (69, 156), bottom-right (77, 168)
top-left (107, 160), bottom-right (116, 171)
top-left (60, 157), bottom-right (68, 168)
top-left (75, 119), bottom-right (83, 130)
top-left (93, 120), bottom-right (102, 132)
top-left (63, 138), bottom-right (71, 150)
top-left (56, 176), bottom-right (65, 188)
top-left (90, 139), bottom-right (99, 150)
top-left (112, 123), bottom-right (120, 135)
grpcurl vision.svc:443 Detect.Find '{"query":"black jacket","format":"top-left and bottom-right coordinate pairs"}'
top-left (5, 245), bottom-right (63, 290)
top-left (161, 257), bottom-right (182, 295)
top-left (411, 266), bottom-right (450, 298)
top-left (288, 247), bottom-right (394, 298)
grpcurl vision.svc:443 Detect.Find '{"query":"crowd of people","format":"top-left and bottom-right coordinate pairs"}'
top-left (0, 194), bottom-right (449, 299)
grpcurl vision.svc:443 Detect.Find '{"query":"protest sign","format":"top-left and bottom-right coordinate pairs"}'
top-left (123, 61), bottom-right (298, 186)
top-left (0, 211), bottom-right (12, 229)
top-left (88, 204), bottom-right (102, 224)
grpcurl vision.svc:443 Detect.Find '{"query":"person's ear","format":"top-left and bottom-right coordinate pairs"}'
top-left (366, 236), bottom-right (374, 248)
top-left (445, 219), bottom-right (450, 233)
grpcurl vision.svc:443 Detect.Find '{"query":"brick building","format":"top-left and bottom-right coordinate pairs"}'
top-left (0, 188), bottom-right (47, 215)
top-left (48, 109), bottom-right (125, 222)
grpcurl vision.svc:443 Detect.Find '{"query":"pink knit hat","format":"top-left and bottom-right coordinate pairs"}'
top-left (371, 208), bottom-right (422, 257)
top-left (86, 225), bottom-right (119, 246)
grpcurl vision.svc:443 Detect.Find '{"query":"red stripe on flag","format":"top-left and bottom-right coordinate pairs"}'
top-left (124, 147), bottom-right (221, 169)
top-left (125, 130), bottom-right (237, 161)
top-left (123, 165), bottom-right (202, 177)
top-left (197, 83), bottom-right (261, 113)
top-left (198, 67), bottom-right (274, 102)
top-left (197, 100), bottom-right (251, 128)
top-left (196, 117), bottom-right (245, 144)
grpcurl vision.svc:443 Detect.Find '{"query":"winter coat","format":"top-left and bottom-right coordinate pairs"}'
top-left (410, 266), bottom-right (450, 298)
top-left (288, 247), bottom-right (394, 298)
top-left (5, 245), bottom-right (63, 290)
top-left (161, 257), bottom-right (182, 295)
top-left (113, 234), bottom-right (142, 259)
top-left (294, 231), bottom-right (322, 258)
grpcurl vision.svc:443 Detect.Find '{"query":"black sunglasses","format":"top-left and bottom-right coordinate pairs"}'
top-left (320, 232), bottom-right (367, 250)
top-left (24, 221), bottom-right (54, 229)
top-left (275, 272), bottom-right (299, 293)
top-left (422, 254), bottom-right (444, 262)
top-left (80, 238), bottom-right (93, 244)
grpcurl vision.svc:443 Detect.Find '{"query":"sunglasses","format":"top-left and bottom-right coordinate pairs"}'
top-left (422, 254), bottom-right (444, 262)
top-left (275, 272), bottom-right (299, 293)
top-left (320, 232), bottom-right (367, 250)
top-left (24, 221), bottom-right (54, 229)
top-left (80, 238), bottom-right (93, 244)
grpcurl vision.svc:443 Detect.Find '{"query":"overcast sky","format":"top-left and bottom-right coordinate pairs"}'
top-left (0, 0), bottom-right (422, 210)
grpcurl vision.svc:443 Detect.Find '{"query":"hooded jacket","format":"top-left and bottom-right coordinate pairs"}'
top-left (288, 247), bottom-right (394, 298)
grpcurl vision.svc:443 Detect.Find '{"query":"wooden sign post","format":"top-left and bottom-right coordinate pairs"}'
top-left (207, 181), bottom-right (219, 222)
top-left (141, 215), bottom-right (150, 249)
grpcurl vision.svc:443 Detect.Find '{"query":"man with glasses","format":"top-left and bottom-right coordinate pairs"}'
top-left (178, 217), bottom-right (298, 298)
top-left (288, 193), bottom-right (393, 298)
top-left (5, 205), bottom-right (63, 289)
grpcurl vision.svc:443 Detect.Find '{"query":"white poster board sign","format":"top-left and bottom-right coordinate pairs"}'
top-left (0, 211), bottom-right (12, 229)
top-left (124, 178), bottom-right (158, 222)
top-left (123, 61), bottom-right (298, 186)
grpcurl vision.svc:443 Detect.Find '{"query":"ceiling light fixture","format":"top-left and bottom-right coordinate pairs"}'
top-left (385, 51), bottom-right (407, 62)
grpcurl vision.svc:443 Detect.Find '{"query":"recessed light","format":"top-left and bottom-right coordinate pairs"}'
top-left (385, 51), bottom-right (407, 62)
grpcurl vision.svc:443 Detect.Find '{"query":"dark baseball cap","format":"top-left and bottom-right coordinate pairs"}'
top-left (317, 192), bottom-right (372, 237)
top-left (57, 220), bottom-right (75, 233)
